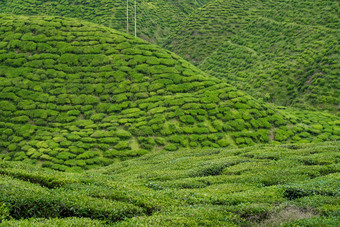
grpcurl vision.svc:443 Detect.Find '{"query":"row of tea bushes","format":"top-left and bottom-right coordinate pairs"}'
top-left (0, 14), bottom-right (339, 169)
top-left (0, 0), bottom-right (212, 43)
top-left (165, 0), bottom-right (339, 113)
top-left (0, 142), bottom-right (339, 225)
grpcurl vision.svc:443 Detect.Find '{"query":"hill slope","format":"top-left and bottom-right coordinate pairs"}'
top-left (0, 142), bottom-right (339, 225)
top-left (0, 0), bottom-right (212, 43)
top-left (164, 0), bottom-right (339, 112)
top-left (0, 14), bottom-right (339, 171)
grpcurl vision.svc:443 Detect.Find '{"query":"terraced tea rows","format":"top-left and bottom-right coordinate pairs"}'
top-left (0, 142), bottom-right (339, 226)
top-left (0, 14), bottom-right (339, 171)
top-left (0, 0), bottom-right (212, 43)
top-left (165, 0), bottom-right (339, 112)
top-left (2, 0), bottom-right (338, 112)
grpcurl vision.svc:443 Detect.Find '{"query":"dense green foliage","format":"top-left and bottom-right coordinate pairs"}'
top-left (0, 1), bottom-right (339, 226)
top-left (0, 14), bottom-right (339, 170)
top-left (2, 0), bottom-right (338, 112)
top-left (0, 142), bottom-right (339, 226)
top-left (165, 0), bottom-right (339, 112)
top-left (0, 0), bottom-right (212, 43)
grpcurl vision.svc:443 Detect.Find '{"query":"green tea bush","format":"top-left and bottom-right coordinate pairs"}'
top-left (164, 144), bottom-right (178, 151)
top-left (114, 141), bottom-right (130, 150)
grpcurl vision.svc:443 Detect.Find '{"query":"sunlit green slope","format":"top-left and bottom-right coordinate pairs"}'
top-left (0, 14), bottom-right (339, 171)
top-left (0, 0), bottom-right (212, 43)
top-left (165, 0), bottom-right (339, 112)
top-left (0, 142), bottom-right (339, 226)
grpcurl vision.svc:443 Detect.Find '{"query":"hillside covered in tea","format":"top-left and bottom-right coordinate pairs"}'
top-left (0, 142), bottom-right (339, 226)
top-left (1, 0), bottom-right (338, 113)
top-left (0, 0), bottom-right (212, 43)
top-left (0, 14), bottom-right (339, 171)
top-left (165, 0), bottom-right (339, 112)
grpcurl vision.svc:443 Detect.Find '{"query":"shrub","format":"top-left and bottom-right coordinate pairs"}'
top-left (179, 115), bottom-right (196, 124)
top-left (114, 141), bottom-right (130, 150)
top-left (116, 130), bottom-right (132, 139)
top-left (76, 151), bottom-right (100, 160)
top-left (164, 144), bottom-right (178, 151)
top-left (275, 129), bottom-right (289, 142)
top-left (217, 139), bottom-right (230, 147)
top-left (0, 101), bottom-right (16, 111)
top-left (56, 152), bottom-right (76, 161)
top-left (193, 127), bottom-right (210, 134)
top-left (100, 137), bottom-right (119, 144)
top-left (96, 103), bottom-right (111, 113)
top-left (235, 137), bottom-right (245, 144)
top-left (258, 129), bottom-right (270, 142)
top-left (270, 114), bottom-right (286, 126)
top-left (155, 137), bottom-right (167, 145)
top-left (230, 119), bottom-right (245, 131)
top-left (12, 116), bottom-right (29, 123)
top-left (131, 126), bottom-right (154, 136)
top-left (8, 143), bottom-right (17, 151)
top-left (90, 113), bottom-right (106, 122)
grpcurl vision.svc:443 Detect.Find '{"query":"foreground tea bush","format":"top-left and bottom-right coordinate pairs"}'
top-left (0, 14), bottom-right (339, 169)
top-left (0, 217), bottom-right (106, 227)
top-left (0, 142), bottom-right (339, 225)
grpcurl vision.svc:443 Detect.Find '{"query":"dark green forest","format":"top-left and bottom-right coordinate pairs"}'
top-left (0, 0), bottom-right (339, 226)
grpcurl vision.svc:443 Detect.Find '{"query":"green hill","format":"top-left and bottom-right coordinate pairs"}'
top-left (0, 142), bottom-right (339, 226)
top-left (2, 0), bottom-right (338, 112)
top-left (0, 14), bottom-right (339, 171)
top-left (164, 0), bottom-right (339, 112)
top-left (0, 0), bottom-right (212, 43)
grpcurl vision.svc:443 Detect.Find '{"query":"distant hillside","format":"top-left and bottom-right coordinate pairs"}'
top-left (164, 0), bottom-right (339, 112)
top-left (0, 14), bottom-right (339, 171)
top-left (0, 0), bottom-right (212, 43)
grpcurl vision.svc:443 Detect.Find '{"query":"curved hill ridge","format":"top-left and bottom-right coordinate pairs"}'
top-left (2, 0), bottom-right (338, 112)
top-left (0, 0), bottom-right (213, 43)
top-left (0, 14), bottom-right (339, 171)
top-left (165, 0), bottom-right (339, 112)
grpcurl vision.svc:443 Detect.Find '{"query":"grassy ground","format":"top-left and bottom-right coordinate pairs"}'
top-left (0, 142), bottom-right (339, 226)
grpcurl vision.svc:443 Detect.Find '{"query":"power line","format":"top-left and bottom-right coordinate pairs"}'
top-left (134, 0), bottom-right (137, 37)
top-left (126, 0), bottom-right (129, 34)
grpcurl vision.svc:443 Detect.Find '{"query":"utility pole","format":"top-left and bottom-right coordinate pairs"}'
top-left (134, 0), bottom-right (137, 37)
top-left (126, 0), bottom-right (129, 34)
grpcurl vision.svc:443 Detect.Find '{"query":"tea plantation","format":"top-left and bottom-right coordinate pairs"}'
top-left (165, 0), bottom-right (340, 112)
top-left (0, 0), bottom-right (212, 43)
top-left (2, 0), bottom-right (338, 113)
top-left (0, 142), bottom-right (339, 226)
top-left (0, 14), bottom-right (339, 171)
